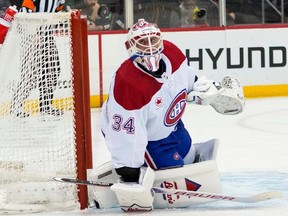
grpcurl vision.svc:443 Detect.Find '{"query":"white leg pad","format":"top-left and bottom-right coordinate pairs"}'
top-left (111, 167), bottom-right (155, 212)
top-left (153, 160), bottom-right (222, 208)
top-left (88, 161), bottom-right (119, 209)
top-left (89, 186), bottom-right (118, 209)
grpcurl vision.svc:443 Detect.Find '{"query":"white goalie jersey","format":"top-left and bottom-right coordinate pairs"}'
top-left (100, 40), bottom-right (197, 169)
top-left (100, 40), bottom-right (245, 170)
top-left (97, 38), bottom-right (245, 211)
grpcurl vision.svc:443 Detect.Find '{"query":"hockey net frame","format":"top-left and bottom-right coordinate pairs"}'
top-left (0, 10), bottom-right (92, 213)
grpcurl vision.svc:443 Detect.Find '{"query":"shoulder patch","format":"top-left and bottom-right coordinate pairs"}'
top-left (114, 60), bottom-right (163, 110)
top-left (162, 40), bottom-right (186, 74)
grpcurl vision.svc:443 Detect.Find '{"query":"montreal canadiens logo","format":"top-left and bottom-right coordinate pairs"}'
top-left (164, 90), bottom-right (187, 127)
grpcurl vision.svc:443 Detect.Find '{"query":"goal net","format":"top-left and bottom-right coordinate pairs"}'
top-left (0, 11), bottom-right (92, 213)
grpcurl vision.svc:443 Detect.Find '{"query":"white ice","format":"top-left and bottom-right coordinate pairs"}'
top-left (38, 97), bottom-right (288, 216)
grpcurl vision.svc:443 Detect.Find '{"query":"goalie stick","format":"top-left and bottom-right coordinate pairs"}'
top-left (51, 177), bottom-right (284, 203)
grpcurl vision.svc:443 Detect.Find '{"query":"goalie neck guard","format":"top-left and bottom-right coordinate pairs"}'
top-left (125, 19), bottom-right (164, 72)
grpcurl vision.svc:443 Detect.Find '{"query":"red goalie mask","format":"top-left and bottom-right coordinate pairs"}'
top-left (125, 19), bottom-right (164, 72)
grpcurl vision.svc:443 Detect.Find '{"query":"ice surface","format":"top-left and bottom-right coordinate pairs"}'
top-left (23, 97), bottom-right (288, 215)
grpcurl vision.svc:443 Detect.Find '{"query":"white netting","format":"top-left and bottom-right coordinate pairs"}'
top-left (0, 12), bottom-right (81, 213)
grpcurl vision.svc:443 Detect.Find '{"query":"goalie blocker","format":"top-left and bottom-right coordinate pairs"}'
top-left (187, 75), bottom-right (245, 115)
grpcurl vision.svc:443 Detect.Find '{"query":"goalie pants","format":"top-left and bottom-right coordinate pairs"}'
top-left (144, 120), bottom-right (192, 170)
top-left (12, 29), bottom-right (60, 111)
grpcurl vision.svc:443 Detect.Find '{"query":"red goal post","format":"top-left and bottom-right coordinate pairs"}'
top-left (0, 10), bottom-right (92, 213)
top-left (71, 10), bottom-right (93, 210)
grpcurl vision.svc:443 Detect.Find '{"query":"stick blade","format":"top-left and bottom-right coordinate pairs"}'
top-left (50, 177), bottom-right (87, 185)
top-left (50, 177), bottom-right (113, 186)
top-left (50, 177), bottom-right (64, 183)
top-left (239, 191), bottom-right (284, 203)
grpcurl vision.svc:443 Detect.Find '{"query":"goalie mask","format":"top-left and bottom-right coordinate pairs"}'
top-left (125, 19), bottom-right (164, 72)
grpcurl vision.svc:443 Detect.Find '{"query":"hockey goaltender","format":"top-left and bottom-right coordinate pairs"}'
top-left (88, 18), bottom-right (245, 212)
